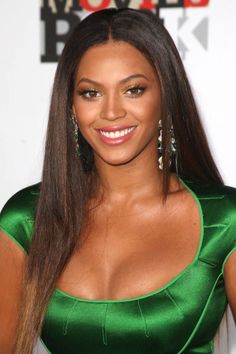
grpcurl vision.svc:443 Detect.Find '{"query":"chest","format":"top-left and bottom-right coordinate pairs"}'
top-left (57, 196), bottom-right (200, 300)
top-left (43, 261), bottom-right (227, 354)
top-left (41, 184), bottom-right (233, 354)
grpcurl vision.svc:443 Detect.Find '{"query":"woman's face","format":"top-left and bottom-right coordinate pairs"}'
top-left (73, 40), bottom-right (161, 166)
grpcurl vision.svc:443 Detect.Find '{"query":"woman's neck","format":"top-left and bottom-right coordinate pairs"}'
top-left (93, 150), bottom-right (163, 204)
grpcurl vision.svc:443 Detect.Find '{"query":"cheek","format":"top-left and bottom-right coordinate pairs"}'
top-left (73, 100), bottom-right (97, 129)
top-left (145, 94), bottom-right (161, 126)
top-left (129, 95), bottom-right (161, 126)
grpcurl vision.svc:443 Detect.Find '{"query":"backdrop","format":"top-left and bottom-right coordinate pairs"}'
top-left (0, 1), bottom-right (235, 353)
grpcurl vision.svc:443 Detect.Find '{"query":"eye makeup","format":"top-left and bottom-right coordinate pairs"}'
top-left (76, 83), bottom-right (147, 100)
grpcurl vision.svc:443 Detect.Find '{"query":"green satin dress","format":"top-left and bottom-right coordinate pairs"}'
top-left (0, 179), bottom-right (236, 354)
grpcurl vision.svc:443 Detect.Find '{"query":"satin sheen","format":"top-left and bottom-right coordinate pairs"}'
top-left (1, 179), bottom-right (236, 354)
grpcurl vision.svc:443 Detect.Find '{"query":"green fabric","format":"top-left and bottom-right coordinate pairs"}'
top-left (1, 179), bottom-right (236, 354)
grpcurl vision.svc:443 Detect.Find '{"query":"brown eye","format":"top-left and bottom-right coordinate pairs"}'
top-left (78, 89), bottom-right (101, 99)
top-left (126, 86), bottom-right (146, 96)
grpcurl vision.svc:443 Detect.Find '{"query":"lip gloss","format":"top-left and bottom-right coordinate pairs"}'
top-left (95, 127), bottom-right (137, 145)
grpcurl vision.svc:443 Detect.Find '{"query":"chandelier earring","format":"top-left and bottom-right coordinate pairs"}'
top-left (157, 120), bottom-right (163, 170)
top-left (157, 119), bottom-right (176, 170)
top-left (71, 112), bottom-right (81, 156)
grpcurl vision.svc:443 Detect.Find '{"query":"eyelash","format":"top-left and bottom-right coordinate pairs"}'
top-left (126, 86), bottom-right (146, 96)
top-left (77, 85), bottom-right (146, 100)
top-left (78, 89), bottom-right (100, 99)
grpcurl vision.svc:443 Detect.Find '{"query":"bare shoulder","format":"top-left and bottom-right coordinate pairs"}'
top-left (224, 249), bottom-right (236, 323)
top-left (0, 229), bottom-right (25, 352)
top-left (0, 184), bottom-right (37, 351)
top-left (0, 229), bottom-right (25, 287)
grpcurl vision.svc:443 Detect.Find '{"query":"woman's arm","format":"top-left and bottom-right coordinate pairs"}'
top-left (0, 230), bottom-right (25, 353)
top-left (224, 249), bottom-right (236, 323)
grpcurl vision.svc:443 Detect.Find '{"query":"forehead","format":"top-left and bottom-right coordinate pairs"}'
top-left (75, 41), bottom-right (157, 82)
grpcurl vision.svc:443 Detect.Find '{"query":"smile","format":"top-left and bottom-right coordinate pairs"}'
top-left (96, 126), bottom-right (137, 145)
top-left (99, 127), bottom-right (136, 139)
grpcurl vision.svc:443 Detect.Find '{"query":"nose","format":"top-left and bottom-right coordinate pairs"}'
top-left (100, 93), bottom-right (127, 121)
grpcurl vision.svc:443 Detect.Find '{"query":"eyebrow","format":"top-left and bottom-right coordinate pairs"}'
top-left (76, 74), bottom-right (150, 87)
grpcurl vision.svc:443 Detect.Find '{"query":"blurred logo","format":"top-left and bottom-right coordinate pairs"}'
top-left (40, 0), bottom-right (209, 62)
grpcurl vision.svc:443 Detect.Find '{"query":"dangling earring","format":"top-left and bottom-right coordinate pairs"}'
top-left (157, 120), bottom-right (163, 170)
top-left (170, 122), bottom-right (176, 152)
top-left (157, 119), bottom-right (176, 170)
top-left (71, 112), bottom-right (81, 156)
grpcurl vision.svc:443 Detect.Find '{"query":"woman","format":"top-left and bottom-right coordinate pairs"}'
top-left (0, 7), bottom-right (235, 354)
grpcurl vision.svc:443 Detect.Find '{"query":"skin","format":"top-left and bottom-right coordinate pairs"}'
top-left (72, 40), bottom-right (162, 199)
top-left (61, 41), bottom-right (203, 298)
top-left (0, 40), bottom-right (235, 351)
top-left (0, 231), bottom-right (25, 352)
top-left (69, 40), bottom-right (235, 312)
top-left (224, 251), bottom-right (236, 322)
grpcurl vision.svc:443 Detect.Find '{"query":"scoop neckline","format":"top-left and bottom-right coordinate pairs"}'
top-left (54, 177), bottom-right (204, 304)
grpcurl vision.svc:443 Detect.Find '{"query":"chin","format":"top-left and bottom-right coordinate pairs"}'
top-left (94, 146), bottom-right (140, 166)
top-left (103, 155), bottom-right (138, 167)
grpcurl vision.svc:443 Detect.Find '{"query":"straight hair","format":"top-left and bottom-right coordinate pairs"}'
top-left (14, 8), bottom-right (223, 353)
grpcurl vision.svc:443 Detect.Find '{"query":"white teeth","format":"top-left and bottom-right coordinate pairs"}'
top-left (100, 127), bottom-right (135, 139)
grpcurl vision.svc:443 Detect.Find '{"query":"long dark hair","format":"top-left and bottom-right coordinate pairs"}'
top-left (15, 8), bottom-right (223, 353)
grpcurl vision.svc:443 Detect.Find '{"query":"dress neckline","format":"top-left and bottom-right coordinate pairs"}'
top-left (54, 177), bottom-right (204, 303)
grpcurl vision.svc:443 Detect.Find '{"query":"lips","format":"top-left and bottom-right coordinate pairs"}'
top-left (96, 125), bottom-right (137, 132)
top-left (95, 125), bottom-right (137, 145)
